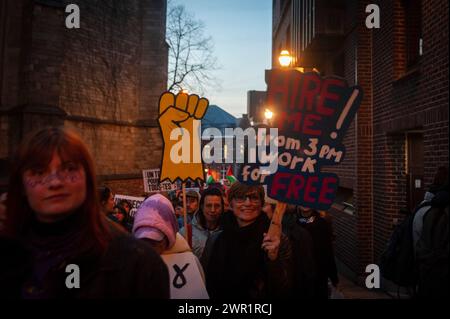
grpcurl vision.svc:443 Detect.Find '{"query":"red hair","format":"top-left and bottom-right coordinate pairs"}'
top-left (4, 127), bottom-right (111, 254)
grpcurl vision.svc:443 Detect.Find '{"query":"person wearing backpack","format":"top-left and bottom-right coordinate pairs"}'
top-left (413, 167), bottom-right (448, 249)
top-left (380, 167), bottom-right (448, 297)
top-left (413, 167), bottom-right (449, 298)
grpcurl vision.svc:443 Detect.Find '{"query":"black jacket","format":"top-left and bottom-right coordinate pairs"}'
top-left (282, 217), bottom-right (317, 298)
top-left (284, 210), bottom-right (338, 298)
top-left (204, 212), bottom-right (293, 299)
top-left (0, 233), bottom-right (169, 299)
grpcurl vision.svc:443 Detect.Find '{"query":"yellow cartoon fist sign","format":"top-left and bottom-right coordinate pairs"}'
top-left (158, 91), bottom-right (209, 183)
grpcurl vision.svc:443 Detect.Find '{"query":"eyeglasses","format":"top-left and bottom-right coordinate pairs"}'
top-left (24, 163), bottom-right (82, 187)
top-left (233, 193), bottom-right (261, 204)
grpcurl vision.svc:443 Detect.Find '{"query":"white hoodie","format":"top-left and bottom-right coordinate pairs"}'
top-left (161, 233), bottom-right (209, 299)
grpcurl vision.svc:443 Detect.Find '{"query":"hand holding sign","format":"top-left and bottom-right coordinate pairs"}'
top-left (158, 92), bottom-right (209, 183)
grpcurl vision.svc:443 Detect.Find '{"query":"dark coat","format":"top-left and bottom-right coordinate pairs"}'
top-left (204, 212), bottom-right (293, 299)
top-left (282, 215), bottom-right (317, 298)
top-left (0, 232), bottom-right (169, 299)
top-left (284, 210), bottom-right (338, 298)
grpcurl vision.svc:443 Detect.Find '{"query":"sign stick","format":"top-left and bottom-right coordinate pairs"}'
top-left (181, 183), bottom-right (193, 247)
top-left (182, 182), bottom-right (188, 237)
top-left (267, 202), bottom-right (287, 239)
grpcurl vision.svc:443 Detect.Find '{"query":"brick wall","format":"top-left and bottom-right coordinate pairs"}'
top-left (20, 3), bottom-right (64, 108)
top-left (101, 178), bottom-right (147, 198)
top-left (372, 0), bottom-right (448, 263)
top-left (373, 133), bottom-right (408, 259)
top-left (59, 1), bottom-right (140, 122)
top-left (353, 0), bottom-right (374, 275)
top-left (420, 0), bottom-right (449, 186)
top-left (327, 0), bottom-right (375, 277)
top-left (330, 207), bottom-right (359, 274)
top-left (0, 0), bottom-right (168, 195)
top-left (0, 1), bottom-right (25, 111)
top-left (319, 0), bottom-right (448, 278)
top-left (0, 0), bottom-right (27, 163)
top-left (64, 121), bottom-right (162, 176)
top-left (139, 0), bottom-right (168, 121)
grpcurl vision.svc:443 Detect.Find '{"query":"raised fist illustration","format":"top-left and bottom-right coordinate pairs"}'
top-left (158, 91), bottom-right (209, 183)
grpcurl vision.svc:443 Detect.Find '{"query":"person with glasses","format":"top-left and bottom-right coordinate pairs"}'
top-left (0, 127), bottom-right (169, 298)
top-left (203, 182), bottom-right (293, 299)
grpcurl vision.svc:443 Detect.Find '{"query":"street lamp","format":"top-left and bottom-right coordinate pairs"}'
top-left (264, 108), bottom-right (273, 126)
top-left (278, 50), bottom-right (320, 73)
top-left (278, 50), bottom-right (292, 67)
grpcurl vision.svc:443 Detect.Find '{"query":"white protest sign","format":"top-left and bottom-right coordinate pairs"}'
top-left (114, 194), bottom-right (145, 219)
top-left (161, 252), bottom-right (209, 299)
top-left (143, 169), bottom-right (177, 193)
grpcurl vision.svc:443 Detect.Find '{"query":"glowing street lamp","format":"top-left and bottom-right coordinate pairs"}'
top-left (277, 50), bottom-right (319, 73)
top-left (264, 109), bottom-right (273, 120)
top-left (264, 108), bottom-right (274, 126)
top-left (278, 50), bottom-right (292, 67)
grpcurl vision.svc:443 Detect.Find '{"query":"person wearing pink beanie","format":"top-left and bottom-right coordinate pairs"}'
top-left (133, 194), bottom-right (178, 253)
top-left (132, 194), bottom-right (208, 299)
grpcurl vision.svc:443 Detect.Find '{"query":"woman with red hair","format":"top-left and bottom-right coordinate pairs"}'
top-left (0, 127), bottom-right (169, 298)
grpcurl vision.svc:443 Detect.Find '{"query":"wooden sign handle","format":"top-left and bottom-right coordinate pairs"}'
top-left (181, 183), bottom-right (193, 248)
top-left (267, 202), bottom-right (287, 239)
top-left (182, 183), bottom-right (188, 237)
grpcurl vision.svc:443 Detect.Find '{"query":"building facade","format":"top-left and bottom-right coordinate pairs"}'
top-left (247, 90), bottom-right (267, 125)
top-left (201, 104), bottom-right (240, 183)
top-left (272, 0), bottom-right (448, 283)
top-left (0, 0), bottom-right (168, 196)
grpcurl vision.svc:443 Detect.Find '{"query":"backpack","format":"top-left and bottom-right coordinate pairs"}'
top-left (415, 191), bottom-right (449, 297)
top-left (380, 207), bottom-right (422, 287)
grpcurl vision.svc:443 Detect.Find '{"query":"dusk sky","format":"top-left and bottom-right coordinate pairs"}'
top-left (173, 0), bottom-right (272, 118)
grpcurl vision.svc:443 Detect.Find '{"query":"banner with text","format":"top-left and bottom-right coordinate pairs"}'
top-left (238, 69), bottom-right (363, 210)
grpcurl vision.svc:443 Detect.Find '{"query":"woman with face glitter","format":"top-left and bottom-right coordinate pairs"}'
top-left (0, 127), bottom-right (169, 298)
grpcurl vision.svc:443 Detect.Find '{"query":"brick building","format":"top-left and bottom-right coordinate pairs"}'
top-left (247, 90), bottom-right (267, 124)
top-left (0, 0), bottom-right (168, 196)
top-left (271, 0), bottom-right (448, 284)
top-left (201, 104), bottom-right (239, 182)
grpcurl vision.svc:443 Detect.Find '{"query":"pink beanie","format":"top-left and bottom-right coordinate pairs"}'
top-left (132, 194), bottom-right (178, 249)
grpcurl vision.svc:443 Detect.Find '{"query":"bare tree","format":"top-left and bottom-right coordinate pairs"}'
top-left (167, 3), bottom-right (219, 95)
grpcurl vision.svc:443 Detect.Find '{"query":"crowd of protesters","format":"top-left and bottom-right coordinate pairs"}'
top-left (1, 127), bottom-right (446, 299)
